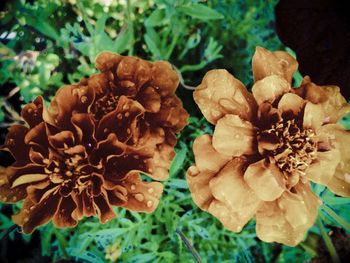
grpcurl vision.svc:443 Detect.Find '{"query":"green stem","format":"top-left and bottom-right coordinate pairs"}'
top-left (322, 205), bottom-right (350, 232)
top-left (176, 228), bottom-right (202, 263)
top-left (179, 61), bottom-right (207, 73)
top-left (53, 228), bottom-right (69, 259)
top-left (316, 217), bottom-right (340, 263)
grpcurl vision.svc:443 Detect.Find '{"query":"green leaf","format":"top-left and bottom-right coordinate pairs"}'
top-left (169, 145), bottom-right (187, 177)
top-left (113, 29), bottom-right (132, 54)
top-left (340, 112), bottom-right (350, 130)
top-left (145, 9), bottom-right (165, 27)
top-left (178, 4), bottom-right (224, 20)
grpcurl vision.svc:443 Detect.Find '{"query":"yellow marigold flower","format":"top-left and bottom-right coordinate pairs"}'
top-left (187, 46), bottom-right (350, 246)
top-left (0, 52), bottom-right (188, 234)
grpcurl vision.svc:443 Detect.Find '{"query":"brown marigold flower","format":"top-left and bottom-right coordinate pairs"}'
top-left (0, 52), bottom-right (188, 234)
top-left (187, 46), bottom-right (350, 246)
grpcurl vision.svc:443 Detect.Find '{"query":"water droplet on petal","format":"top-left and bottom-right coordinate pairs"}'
top-left (80, 96), bottom-right (88, 104)
top-left (135, 193), bottom-right (144, 202)
top-left (146, 200), bottom-right (153, 208)
top-left (148, 188), bottom-right (154, 194)
top-left (130, 184), bottom-right (136, 191)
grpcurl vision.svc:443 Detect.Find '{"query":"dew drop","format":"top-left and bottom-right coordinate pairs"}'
top-left (130, 184), bottom-right (136, 191)
top-left (30, 206), bottom-right (35, 210)
top-left (117, 113), bottom-right (123, 119)
top-left (27, 108), bottom-right (33, 114)
top-left (124, 112), bottom-right (130, 117)
top-left (24, 217), bottom-right (29, 223)
top-left (134, 193), bottom-right (145, 202)
top-left (148, 188), bottom-right (154, 194)
top-left (146, 200), bottom-right (153, 208)
top-left (80, 96), bottom-right (88, 104)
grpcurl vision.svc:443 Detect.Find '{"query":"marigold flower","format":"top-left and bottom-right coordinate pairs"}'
top-left (0, 52), bottom-right (188, 234)
top-left (187, 46), bottom-right (350, 246)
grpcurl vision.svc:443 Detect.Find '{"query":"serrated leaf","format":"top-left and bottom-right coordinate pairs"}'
top-left (178, 4), bottom-right (224, 20)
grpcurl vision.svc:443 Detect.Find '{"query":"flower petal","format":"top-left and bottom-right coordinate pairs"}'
top-left (252, 75), bottom-right (290, 105)
top-left (150, 61), bottom-right (179, 96)
top-left (304, 148), bottom-right (341, 185)
top-left (317, 124), bottom-right (350, 196)
top-left (138, 86), bottom-right (161, 113)
top-left (297, 77), bottom-right (350, 123)
top-left (192, 134), bottom-right (231, 172)
top-left (193, 69), bottom-right (257, 124)
top-left (154, 95), bottom-right (189, 133)
top-left (46, 84), bottom-right (95, 128)
top-left (4, 125), bottom-right (29, 161)
top-left (244, 159), bottom-right (286, 201)
top-left (209, 158), bottom-right (262, 231)
top-left (12, 193), bottom-right (61, 234)
top-left (0, 166), bottom-right (27, 203)
top-left (256, 183), bottom-right (320, 246)
top-left (21, 96), bottom-right (45, 128)
top-left (97, 95), bottom-right (145, 142)
top-left (252, 46), bottom-right (298, 83)
top-left (121, 172), bottom-right (163, 213)
top-left (303, 102), bottom-right (325, 130)
top-left (52, 195), bottom-right (78, 228)
top-left (278, 93), bottom-right (305, 116)
top-left (212, 114), bottom-right (256, 157)
top-left (186, 166), bottom-right (215, 210)
top-left (93, 190), bottom-right (117, 224)
top-left (145, 143), bottom-right (175, 181)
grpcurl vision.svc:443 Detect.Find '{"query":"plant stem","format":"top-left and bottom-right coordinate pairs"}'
top-left (316, 217), bottom-right (340, 263)
top-left (322, 204), bottom-right (350, 232)
top-left (176, 228), bottom-right (202, 263)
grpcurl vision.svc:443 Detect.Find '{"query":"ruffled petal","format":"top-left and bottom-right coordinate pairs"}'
top-left (317, 124), bottom-right (350, 196)
top-left (21, 96), bottom-right (45, 128)
top-left (93, 189), bottom-right (117, 223)
top-left (193, 69), bottom-right (257, 124)
top-left (252, 46), bottom-right (298, 83)
top-left (297, 77), bottom-right (350, 123)
top-left (150, 61), bottom-right (179, 96)
top-left (0, 166), bottom-right (27, 203)
top-left (303, 102), bottom-right (325, 130)
top-left (278, 93), bottom-right (305, 116)
top-left (256, 183), bottom-right (320, 246)
top-left (192, 134), bottom-right (231, 172)
top-left (97, 95), bottom-right (145, 142)
top-left (52, 195), bottom-right (78, 228)
top-left (304, 148), bottom-right (341, 185)
top-left (209, 158), bottom-right (262, 231)
top-left (252, 75), bottom-right (290, 105)
top-left (3, 125), bottom-right (29, 161)
top-left (154, 95), bottom-right (189, 133)
top-left (244, 159), bottom-right (286, 201)
top-left (186, 135), bottom-right (231, 210)
top-left (121, 172), bottom-right (163, 213)
top-left (46, 84), bottom-right (95, 128)
top-left (212, 114), bottom-right (256, 157)
top-left (138, 86), bottom-right (161, 113)
top-left (186, 166), bottom-right (216, 210)
top-left (12, 193), bottom-right (61, 234)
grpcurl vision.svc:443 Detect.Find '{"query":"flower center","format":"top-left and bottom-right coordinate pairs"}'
top-left (93, 92), bottom-right (119, 119)
top-left (261, 119), bottom-right (317, 175)
top-left (43, 150), bottom-right (98, 196)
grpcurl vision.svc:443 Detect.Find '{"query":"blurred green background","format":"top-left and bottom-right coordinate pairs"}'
top-left (0, 0), bottom-right (349, 262)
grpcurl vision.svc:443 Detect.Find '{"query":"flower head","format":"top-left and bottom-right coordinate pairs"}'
top-left (0, 52), bottom-right (188, 233)
top-left (187, 46), bottom-right (350, 246)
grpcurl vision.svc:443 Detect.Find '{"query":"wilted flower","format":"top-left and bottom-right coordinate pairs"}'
top-left (0, 52), bottom-right (188, 234)
top-left (187, 46), bottom-right (350, 246)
